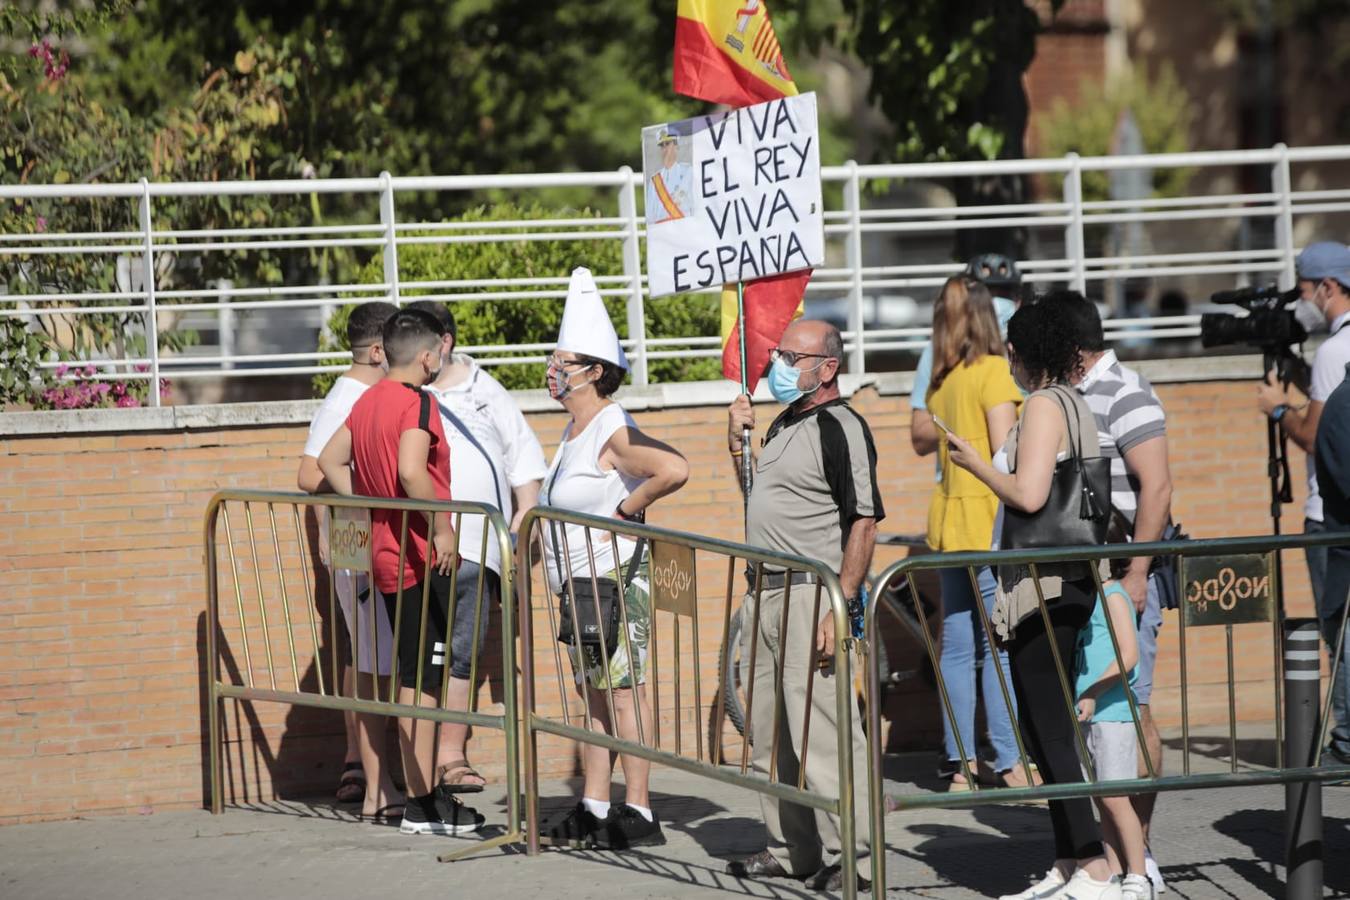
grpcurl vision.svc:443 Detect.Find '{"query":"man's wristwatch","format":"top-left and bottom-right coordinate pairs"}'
top-left (1271, 403), bottom-right (1291, 423)
top-left (615, 503), bottom-right (645, 523)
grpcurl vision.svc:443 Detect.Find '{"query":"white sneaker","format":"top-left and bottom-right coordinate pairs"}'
top-left (1144, 853), bottom-right (1166, 894)
top-left (1120, 873), bottom-right (1153, 900)
top-left (1059, 869), bottom-right (1122, 900)
top-left (998, 868), bottom-right (1068, 900)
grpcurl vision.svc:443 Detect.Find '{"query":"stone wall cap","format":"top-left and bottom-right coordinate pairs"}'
top-left (0, 354), bottom-right (1267, 437)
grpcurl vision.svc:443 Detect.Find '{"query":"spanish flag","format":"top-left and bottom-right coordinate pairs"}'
top-left (721, 271), bottom-right (809, 392)
top-left (674, 0), bottom-right (799, 108)
top-left (676, 0), bottom-right (811, 391)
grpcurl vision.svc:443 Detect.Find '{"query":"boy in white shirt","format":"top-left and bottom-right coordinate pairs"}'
top-left (297, 300), bottom-right (401, 818)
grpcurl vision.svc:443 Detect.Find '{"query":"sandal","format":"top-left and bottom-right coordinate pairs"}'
top-left (436, 759), bottom-right (486, 794)
top-left (359, 804), bottom-right (399, 825)
top-left (358, 803), bottom-right (404, 824)
top-left (335, 762), bottom-right (366, 804)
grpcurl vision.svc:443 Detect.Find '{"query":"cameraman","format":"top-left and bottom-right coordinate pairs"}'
top-left (1315, 362), bottom-right (1350, 767)
top-left (1258, 241), bottom-right (1350, 765)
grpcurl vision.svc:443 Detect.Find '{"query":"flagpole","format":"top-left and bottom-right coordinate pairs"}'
top-left (737, 281), bottom-right (752, 530)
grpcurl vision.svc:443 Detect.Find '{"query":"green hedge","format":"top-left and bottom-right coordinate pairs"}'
top-left (314, 203), bottom-right (719, 395)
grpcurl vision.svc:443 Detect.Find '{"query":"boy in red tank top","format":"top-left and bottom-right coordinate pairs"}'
top-left (319, 308), bottom-right (484, 836)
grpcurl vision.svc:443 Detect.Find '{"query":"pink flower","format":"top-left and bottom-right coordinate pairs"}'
top-left (55, 363), bottom-right (69, 378)
top-left (35, 216), bottom-right (47, 233)
top-left (28, 40), bottom-right (69, 81)
top-left (115, 395), bottom-right (140, 408)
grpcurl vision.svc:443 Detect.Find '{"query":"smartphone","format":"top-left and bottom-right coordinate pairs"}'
top-left (930, 413), bottom-right (955, 437)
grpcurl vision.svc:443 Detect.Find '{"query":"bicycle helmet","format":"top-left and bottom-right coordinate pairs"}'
top-left (965, 253), bottom-right (1021, 294)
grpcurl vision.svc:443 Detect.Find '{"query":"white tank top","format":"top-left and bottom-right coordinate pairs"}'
top-left (541, 403), bottom-right (645, 591)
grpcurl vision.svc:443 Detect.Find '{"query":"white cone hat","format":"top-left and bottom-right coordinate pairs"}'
top-left (556, 266), bottom-right (628, 370)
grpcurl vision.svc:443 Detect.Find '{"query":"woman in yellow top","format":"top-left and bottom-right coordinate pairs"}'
top-left (924, 276), bottom-right (1031, 790)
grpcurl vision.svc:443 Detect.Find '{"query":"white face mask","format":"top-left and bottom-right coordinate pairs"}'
top-left (1295, 297), bottom-right (1328, 335)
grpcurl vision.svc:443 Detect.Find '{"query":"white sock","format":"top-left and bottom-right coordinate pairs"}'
top-left (626, 802), bottom-right (653, 822)
top-left (582, 797), bottom-right (610, 818)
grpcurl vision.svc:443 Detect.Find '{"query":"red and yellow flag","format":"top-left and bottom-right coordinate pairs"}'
top-left (720, 271), bottom-right (809, 392)
top-left (676, 0), bottom-right (811, 390)
top-left (674, 0), bottom-right (798, 116)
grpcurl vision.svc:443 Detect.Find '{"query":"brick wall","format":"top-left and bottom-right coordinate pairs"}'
top-left (0, 370), bottom-right (1321, 823)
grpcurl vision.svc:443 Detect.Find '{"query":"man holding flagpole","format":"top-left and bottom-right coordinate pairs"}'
top-left (725, 319), bottom-right (878, 892)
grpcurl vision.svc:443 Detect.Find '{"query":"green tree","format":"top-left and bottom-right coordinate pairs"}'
top-left (2, 36), bottom-right (325, 362)
top-left (1040, 65), bottom-right (1196, 203)
top-left (836, 0), bottom-right (1062, 257)
top-left (89, 2), bottom-right (699, 214)
top-left (315, 203), bottom-right (719, 396)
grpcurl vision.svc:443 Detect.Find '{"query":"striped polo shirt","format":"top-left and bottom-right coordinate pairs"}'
top-left (1076, 350), bottom-right (1167, 528)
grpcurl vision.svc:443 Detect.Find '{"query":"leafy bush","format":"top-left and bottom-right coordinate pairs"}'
top-left (1039, 64), bottom-right (1196, 202)
top-left (314, 203), bottom-right (719, 395)
top-left (0, 318), bottom-right (51, 410)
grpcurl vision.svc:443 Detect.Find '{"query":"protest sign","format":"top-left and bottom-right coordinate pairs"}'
top-left (642, 92), bottom-right (822, 297)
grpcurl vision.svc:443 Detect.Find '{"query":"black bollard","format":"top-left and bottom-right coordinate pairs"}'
top-left (1284, 618), bottom-right (1323, 900)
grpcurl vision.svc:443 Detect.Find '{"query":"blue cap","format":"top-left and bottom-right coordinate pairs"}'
top-left (1296, 241), bottom-right (1350, 287)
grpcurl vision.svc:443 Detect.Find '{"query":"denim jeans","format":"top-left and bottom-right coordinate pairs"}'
top-left (1309, 517), bottom-right (1350, 757)
top-left (938, 565), bottom-right (1020, 771)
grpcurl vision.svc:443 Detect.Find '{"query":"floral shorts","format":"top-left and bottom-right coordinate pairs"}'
top-left (567, 559), bottom-right (651, 691)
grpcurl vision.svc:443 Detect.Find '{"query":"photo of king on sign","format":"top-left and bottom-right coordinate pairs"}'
top-left (642, 93), bottom-right (824, 297)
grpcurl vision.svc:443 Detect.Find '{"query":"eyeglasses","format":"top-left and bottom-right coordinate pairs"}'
top-left (769, 347), bottom-right (831, 367)
top-left (546, 354), bottom-right (588, 370)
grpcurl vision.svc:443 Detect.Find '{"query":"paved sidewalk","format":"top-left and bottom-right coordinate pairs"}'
top-left (3, 745), bottom-right (1348, 899)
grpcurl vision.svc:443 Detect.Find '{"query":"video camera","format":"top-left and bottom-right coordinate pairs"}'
top-left (1200, 284), bottom-right (1310, 390)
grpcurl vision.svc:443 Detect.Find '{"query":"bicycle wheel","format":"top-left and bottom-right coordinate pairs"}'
top-left (720, 603), bottom-right (751, 739)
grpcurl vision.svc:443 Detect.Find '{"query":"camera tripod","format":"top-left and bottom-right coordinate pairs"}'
top-left (1262, 347), bottom-right (1309, 625)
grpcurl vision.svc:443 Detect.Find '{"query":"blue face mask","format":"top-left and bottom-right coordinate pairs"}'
top-left (768, 357), bottom-right (820, 405)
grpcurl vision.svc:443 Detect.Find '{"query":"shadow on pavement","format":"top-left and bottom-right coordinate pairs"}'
top-left (532, 789), bottom-right (821, 899)
top-left (1213, 807), bottom-right (1350, 897)
top-left (1163, 734), bottom-right (1280, 770)
top-left (545, 848), bottom-right (823, 900)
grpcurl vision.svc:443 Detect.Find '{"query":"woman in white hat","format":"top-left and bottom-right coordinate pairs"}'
top-left (540, 268), bottom-right (689, 851)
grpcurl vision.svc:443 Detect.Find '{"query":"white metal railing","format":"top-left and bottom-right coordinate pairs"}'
top-left (4, 143), bottom-right (1350, 406)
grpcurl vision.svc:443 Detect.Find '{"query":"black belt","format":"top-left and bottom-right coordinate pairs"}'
top-left (747, 569), bottom-right (818, 590)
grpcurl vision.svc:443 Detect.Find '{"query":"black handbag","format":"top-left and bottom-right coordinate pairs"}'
top-left (1001, 386), bottom-right (1112, 550)
top-left (543, 454), bottom-right (646, 658)
top-left (554, 536), bottom-right (646, 658)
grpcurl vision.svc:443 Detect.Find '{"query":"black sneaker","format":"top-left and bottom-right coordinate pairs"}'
top-left (1325, 744), bottom-right (1350, 767)
top-left (594, 804), bottom-right (666, 850)
top-left (399, 792), bottom-right (483, 836)
top-left (544, 802), bottom-right (603, 848)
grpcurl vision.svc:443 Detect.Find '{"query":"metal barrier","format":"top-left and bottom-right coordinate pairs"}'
top-left (865, 530), bottom-right (1350, 893)
top-left (517, 506), bottom-right (867, 898)
top-left (9, 144), bottom-right (1350, 396)
top-left (203, 489), bottom-right (517, 863)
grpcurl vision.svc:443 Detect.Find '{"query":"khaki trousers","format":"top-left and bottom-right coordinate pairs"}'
top-left (744, 585), bottom-right (870, 875)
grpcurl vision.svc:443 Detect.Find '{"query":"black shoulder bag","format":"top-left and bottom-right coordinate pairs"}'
top-left (545, 464), bottom-right (646, 658)
top-left (1001, 386), bottom-right (1113, 550)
